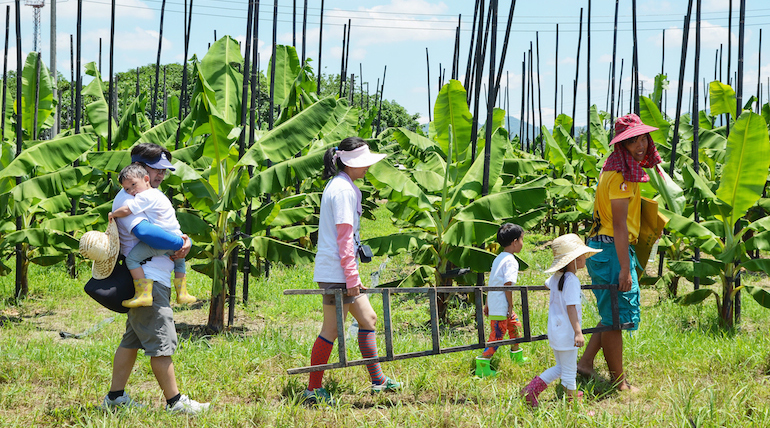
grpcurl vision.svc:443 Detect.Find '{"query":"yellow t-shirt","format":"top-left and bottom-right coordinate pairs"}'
top-left (592, 170), bottom-right (641, 244)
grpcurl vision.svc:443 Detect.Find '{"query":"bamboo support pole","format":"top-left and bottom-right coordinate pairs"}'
top-left (632, 0), bottom-right (640, 114)
top-left (469, 0), bottom-right (487, 157)
top-left (734, 0), bottom-right (746, 324)
top-left (338, 23), bottom-right (346, 97)
top-left (609, 0), bottom-right (619, 140)
top-left (316, 0), bottom-right (324, 93)
top-left (482, 0), bottom-right (497, 197)
top-left (554, 23), bottom-right (558, 122)
top-left (464, 0), bottom-right (481, 102)
top-left (572, 8), bottom-right (583, 139)
top-left (535, 32), bottom-right (543, 155)
top-left (586, 0), bottom-right (591, 155)
top-left (14, 0), bottom-right (22, 298)
top-left (175, 0), bottom-right (194, 149)
top-left (519, 55), bottom-right (525, 147)
top-left (150, 0), bottom-right (167, 127)
top-left (426, 48), bottom-right (431, 122)
top-left (243, 0), bottom-right (260, 304)
top-left (301, 0), bottom-right (308, 65)
top-left (108, 0), bottom-right (115, 150)
top-left (692, 0), bottom-right (701, 291)
top-left (669, 0), bottom-right (694, 177)
top-left (1, 6), bottom-right (9, 142)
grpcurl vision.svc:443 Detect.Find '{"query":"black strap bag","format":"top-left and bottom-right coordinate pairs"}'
top-left (83, 255), bottom-right (134, 313)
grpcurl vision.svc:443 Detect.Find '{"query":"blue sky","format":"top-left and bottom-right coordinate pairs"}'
top-left (12, 0), bottom-right (770, 127)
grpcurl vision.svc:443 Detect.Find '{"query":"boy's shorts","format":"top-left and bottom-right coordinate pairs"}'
top-left (586, 239), bottom-right (640, 331)
top-left (120, 283), bottom-right (178, 356)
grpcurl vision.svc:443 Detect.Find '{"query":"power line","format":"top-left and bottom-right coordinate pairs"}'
top-left (79, 0), bottom-right (770, 33)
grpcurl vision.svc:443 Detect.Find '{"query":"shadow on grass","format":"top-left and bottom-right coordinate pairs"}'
top-left (674, 314), bottom-right (740, 338)
top-left (175, 322), bottom-right (250, 340)
top-left (0, 314), bottom-right (22, 327)
top-left (576, 373), bottom-right (624, 402)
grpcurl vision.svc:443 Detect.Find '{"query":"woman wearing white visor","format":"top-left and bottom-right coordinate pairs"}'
top-left (303, 137), bottom-right (401, 405)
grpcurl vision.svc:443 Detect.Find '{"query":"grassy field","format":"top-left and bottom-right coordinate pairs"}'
top-left (2, 209), bottom-right (770, 427)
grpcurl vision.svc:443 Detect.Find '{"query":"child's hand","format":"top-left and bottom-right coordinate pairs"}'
top-left (483, 304), bottom-right (489, 316)
top-left (507, 308), bottom-right (513, 318)
top-left (574, 332), bottom-right (585, 348)
top-left (108, 212), bottom-right (114, 221)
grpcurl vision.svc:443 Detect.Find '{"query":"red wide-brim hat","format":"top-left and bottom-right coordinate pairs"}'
top-left (610, 113), bottom-right (659, 145)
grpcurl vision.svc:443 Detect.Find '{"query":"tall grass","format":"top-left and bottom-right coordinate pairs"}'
top-left (1, 207), bottom-right (770, 426)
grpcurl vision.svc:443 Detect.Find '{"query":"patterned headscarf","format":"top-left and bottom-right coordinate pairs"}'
top-left (602, 114), bottom-right (663, 182)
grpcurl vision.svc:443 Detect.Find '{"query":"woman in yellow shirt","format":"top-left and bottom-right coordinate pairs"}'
top-left (577, 113), bottom-right (661, 392)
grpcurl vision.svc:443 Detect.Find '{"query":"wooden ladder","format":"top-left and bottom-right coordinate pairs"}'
top-left (284, 284), bottom-right (633, 375)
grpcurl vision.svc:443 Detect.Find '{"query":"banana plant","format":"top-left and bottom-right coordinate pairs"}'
top-left (662, 101), bottom-right (770, 327)
top-left (18, 52), bottom-right (55, 139)
top-left (364, 80), bottom-right (547, 320)
top-left (540, 116), bottom-right (599, 235)
top-left (176, 38), bottom-right (355, 332)
top-left (0, 133), bottom-right (99, 290)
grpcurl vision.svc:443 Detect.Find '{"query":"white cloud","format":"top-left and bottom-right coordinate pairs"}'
top-left (599, 54), bottom-right (613, 63)
top-left (323, 0), bottom-right (454, 47)
top-left (658, 21), bottom-right (736, 50)
top-left (92, 27), bottom-right (173, 52)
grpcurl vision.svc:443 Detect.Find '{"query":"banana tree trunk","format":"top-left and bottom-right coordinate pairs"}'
top-left (667, 275), bottom-right (681, 298)
top-left (721, 275), bottom-right (734, 328)
top-left (15, 243), bottom-right (29, 300)
top-left (206, 213), bottom-right (228, 333)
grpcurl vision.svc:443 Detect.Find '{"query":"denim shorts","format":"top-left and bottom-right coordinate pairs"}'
top-left (586, 240), bottom-right (640, 331)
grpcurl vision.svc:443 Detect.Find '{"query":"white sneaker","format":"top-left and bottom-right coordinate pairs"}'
top-left (100, 391), bottom-right (145, 410)
top-left (165, 394), bottom-right (211, 415)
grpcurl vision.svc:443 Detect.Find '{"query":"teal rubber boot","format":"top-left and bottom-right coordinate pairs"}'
top-left (475, 357), bottom-right (497, 378)
top-left (510, 349), bottom-right (529, 364)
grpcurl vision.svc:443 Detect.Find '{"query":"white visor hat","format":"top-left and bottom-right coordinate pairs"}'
top-left (338, 145), bottom-right (388, 168)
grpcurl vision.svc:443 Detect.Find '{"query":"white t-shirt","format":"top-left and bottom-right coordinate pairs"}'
top-left (113, 189), bottom-right (174, 288)
top-left (124, 188), bottom-right (182, 236)
top-left (545, 271), bottom-right (583, 350)
top-left (313, 174), bottom-right (361, 284)
top-left (487, 252), bottom-right (519, 318)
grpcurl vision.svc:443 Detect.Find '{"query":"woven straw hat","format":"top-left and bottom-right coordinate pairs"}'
top-left (79, 219), bottom-right (120, 279)
top-left (544, 234), bottom-right (602, 273)
top-left (609, 113), bottom-right (658, 145)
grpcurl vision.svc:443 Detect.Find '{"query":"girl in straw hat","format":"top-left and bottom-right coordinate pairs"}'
top-left (521, 233), bottom-right (601, 407)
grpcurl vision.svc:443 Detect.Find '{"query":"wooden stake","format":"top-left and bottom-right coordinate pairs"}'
top-left (609, 0), bottom-right (619, 140)
top-left (150, 0), bottom-right (167, 126)
top-left (572, 8), bottom-right (583, 138)
top-left (669, 0), bottom-right (694, 177)
top-left (426, 48), bottom-right (432, 122)
top-left (316, 0), bottom-right (324, 94)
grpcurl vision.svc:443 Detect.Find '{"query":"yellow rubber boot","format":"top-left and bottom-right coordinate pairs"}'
top-left (174, 277), bottom-right (197, 305)
top-left (122, 279), bottom-right (154, 308)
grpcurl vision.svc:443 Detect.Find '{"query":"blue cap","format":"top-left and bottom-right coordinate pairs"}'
top-left (131, 152), bottom-right (175, 171)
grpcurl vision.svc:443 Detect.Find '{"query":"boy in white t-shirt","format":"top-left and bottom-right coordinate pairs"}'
top-left (109, 163), bottom-right (196, 308)
top-left (475, 223), bottom-right (528, 378)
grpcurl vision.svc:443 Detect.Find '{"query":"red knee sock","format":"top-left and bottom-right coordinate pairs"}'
top-left (358, 329), bottom-right (386, 385)
top-left (308, 336), bottom-right (334, 390)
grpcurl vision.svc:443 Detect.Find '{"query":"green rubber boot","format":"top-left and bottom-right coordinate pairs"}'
top-left (475, 357), bottom-right (497, 378)
top-left (510, 349), bottom-right (529, 364)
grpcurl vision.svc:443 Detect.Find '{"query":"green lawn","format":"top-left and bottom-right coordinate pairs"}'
top-left (2, 210), bottom-right (770, 426)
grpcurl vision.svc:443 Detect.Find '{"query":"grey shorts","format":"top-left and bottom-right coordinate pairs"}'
top-left (119, 283), bottom-right (178, 357)
top-left (319, 282), bottom-right (364, 306)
